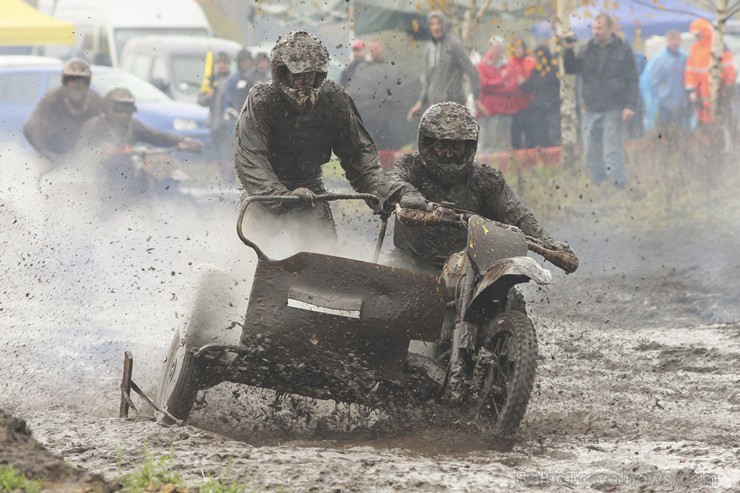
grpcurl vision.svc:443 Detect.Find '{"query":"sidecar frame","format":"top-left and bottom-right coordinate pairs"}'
top-left (157, 194), bottom-right (447, 419)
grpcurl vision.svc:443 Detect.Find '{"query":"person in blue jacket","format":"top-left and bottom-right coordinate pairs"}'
top-left (640, 30), bottom-right (691, 132)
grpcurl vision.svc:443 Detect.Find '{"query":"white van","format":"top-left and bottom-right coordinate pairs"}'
top-left (37, 0), bottom-right (213, 67)
top-left (121, 35), bottom-right (242, 104)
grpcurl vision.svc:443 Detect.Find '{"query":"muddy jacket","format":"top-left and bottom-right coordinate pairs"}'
top-left (563, 36), bottom-right (639, 113)
top-left (235, 80), bottom-right (410, 213)
top-left (389, 154), bottom-right (549, 266)
top-left (78, 114), bottom-right (185, 151)
top-left (418, 11), bottom-right (481, 106)
top-left (23, 87), bottom-right (104, 160)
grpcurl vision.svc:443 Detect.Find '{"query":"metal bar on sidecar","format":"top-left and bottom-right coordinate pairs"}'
top-left (372, 216), bottom-right (389, 263)
top-left (236, 193), bottom-right (381, 260)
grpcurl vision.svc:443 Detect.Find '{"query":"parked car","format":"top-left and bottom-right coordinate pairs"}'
top-left (120, 35), bottom-right (242, 104)
top-left (0, 56), bottom-right (210, 151)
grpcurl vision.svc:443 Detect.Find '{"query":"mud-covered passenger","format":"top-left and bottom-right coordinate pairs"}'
top-left (234, 30), bottom-right (424, 251)
top-left (77, 88), bottom-right (203, 153)
top-left (389, 102), bottom-right (575, 401)
top-left (23, 58), bottom-right (104, 164)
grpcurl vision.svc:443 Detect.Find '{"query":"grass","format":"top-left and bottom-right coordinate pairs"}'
top-left (116, 446), bottom-right (286, 493)
top-left (116, 445), bottom-right (182, 492)
top-left (308, 140), bottom-right (740, 236)
top-left (501, 137), bottom-right (740, 232)
top-left (0, 465), bottom-right (43, 493)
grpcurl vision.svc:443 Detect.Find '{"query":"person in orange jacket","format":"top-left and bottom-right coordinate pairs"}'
top-left (685, 18), bottom-right (736, 125)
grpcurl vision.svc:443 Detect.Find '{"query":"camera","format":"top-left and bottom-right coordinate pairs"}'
top-left (563, 35), bottom-right (578, 44)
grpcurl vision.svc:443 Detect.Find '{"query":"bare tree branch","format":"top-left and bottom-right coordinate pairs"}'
top-left (476, 0), bottom-right (494, 20)
top-left (686, 0), bottom-right (716, 10)
top-left (726, 2), bottom-right (740, 17)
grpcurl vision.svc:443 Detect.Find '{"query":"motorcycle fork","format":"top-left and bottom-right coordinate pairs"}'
top-left (444, 263), bottom-right (479, 402)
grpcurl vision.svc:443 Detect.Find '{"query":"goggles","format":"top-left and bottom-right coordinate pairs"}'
top-left (63, 75), bottom-right (90, 85)
top-left (432, 139), bottom-right (467, 155)
top-left (112, 101), bottom-right (137, 113)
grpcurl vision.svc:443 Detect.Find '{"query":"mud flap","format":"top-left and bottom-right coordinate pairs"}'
top-left (467, 257), bottom-right (551, 317)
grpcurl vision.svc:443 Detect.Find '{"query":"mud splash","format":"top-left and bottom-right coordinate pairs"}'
top-left (1, 149), bottom-right (739, 491)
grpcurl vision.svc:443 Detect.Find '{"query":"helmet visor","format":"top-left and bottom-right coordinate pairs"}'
top-left (63, 75), bottom-right (90, 86)
top-left (425, 138), bottom-right (468, 164)
top-left (112, 101), bottom-right (137, 114)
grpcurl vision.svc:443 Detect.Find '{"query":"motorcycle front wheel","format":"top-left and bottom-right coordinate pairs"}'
top-left (472, 310), bottom-right (538, 434)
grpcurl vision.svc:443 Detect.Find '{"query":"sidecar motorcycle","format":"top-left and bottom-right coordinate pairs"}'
top-left (151, 193), bottom-right (578, 434)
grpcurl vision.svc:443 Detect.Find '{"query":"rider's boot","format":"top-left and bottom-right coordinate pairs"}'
top-left (446, 321), bottom-right (478, 405)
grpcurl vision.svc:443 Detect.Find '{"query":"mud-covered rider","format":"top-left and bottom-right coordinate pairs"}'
top-left (388, 102), bottom-right (575, 402)
top-left (23, 58), bottom-right (104, 164)
top-left (78, 88), bottom-right (203, 153)
top-left (234, 30), bottom-right (423, 246)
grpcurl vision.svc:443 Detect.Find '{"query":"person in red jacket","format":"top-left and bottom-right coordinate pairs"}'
top-left (508, 37), bottom-right (537, 149)
top-left (685, 18), bottom-right (736, 125)
top-left (475, 36), bottom-right (519, 152)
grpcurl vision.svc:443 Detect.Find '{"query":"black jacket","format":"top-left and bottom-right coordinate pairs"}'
top-left (23, 88), bottom-right (104, 160)
top-left (234, 80), bottom-right (410, 213)
top-left (520, 49), bottom-right (560, 112)
top-left (563, 36), bottom-right (639, 112)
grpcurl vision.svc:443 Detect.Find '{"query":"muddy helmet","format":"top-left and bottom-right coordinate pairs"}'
top-left (418, 102), bottom-right (478, 183)
top-left (104, 87), bottom-right (137, 113)
top-left (62, 58), bottom-right (92, 84)
top-left (271, 30), bottom-right (329, 112)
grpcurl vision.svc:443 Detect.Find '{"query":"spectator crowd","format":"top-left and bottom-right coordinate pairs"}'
top-left (186, 12), bottom-right (735, 191)
top-left (337, 12), bottom-right (736, 189)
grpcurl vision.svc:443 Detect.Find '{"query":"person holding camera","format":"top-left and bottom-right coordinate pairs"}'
top-left (562, 13), bottom-right (639, 189)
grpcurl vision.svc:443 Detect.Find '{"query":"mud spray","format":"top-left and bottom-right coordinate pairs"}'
top-left (1, 141), bottom-right (739, 491)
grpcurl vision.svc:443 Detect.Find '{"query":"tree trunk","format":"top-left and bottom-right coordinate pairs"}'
top-left (709, 0), bottom-right (729, 121)
top-left (461, 0), bottom-right (478, 47)
top-left (461, 0), bottom-right (492, 48)
top-left (557, 0), bottom-right (579, 166)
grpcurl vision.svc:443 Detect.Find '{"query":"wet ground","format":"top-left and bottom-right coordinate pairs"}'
top-left (1, 151), bottom-right (739, 491)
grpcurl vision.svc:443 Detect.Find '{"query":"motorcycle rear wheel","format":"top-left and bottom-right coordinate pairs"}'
top-left (474, 310), bottom-right (538, 434)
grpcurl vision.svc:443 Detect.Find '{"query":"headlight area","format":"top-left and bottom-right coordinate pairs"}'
top-left (173, 118), bottom-right (199, 131)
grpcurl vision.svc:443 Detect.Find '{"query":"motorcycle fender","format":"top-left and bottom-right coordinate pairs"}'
top-left (467, 256), bottom-right (552, 314)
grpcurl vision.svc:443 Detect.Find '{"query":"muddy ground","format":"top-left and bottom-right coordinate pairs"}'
top-left (1, 149), bottom-right (739, 492)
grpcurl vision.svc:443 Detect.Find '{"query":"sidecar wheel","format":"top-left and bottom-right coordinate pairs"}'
top-left (475, 310), bottom-right (538, 434)
top-left (156, 265), bottom-right (242, 424)
top-left (156, 335), bottom-right (204, 424)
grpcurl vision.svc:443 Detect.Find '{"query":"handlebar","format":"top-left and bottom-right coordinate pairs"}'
top-left (236, 193), bottom-right (381, 260)
top-left (105, 143), bottom-right (202, 157)
top-left (395, 205), bottom-right (579, 274)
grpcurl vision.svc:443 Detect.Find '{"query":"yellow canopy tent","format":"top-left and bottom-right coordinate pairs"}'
top-left (0, 0), bottom-right (75, 45)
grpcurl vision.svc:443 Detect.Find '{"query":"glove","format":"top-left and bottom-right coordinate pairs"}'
top-left (398, 191), bottom-right (429, 211)
top-left (178, 138), bottom-right (204, 153)
top-left (547, 239), bottom-right (575, 256)
top-left (291, 187), bottom-right (317, 206)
